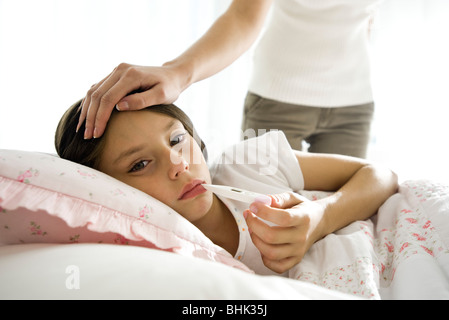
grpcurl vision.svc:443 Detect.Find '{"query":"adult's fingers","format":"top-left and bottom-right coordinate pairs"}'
top-left (81, 65), bottom-right (145, 139)
top-left (116, 82), bottom-right (176, 112)
top-left (78, 63), bottom-right (185, 139)
top-left (77, 81), bottom-right (102, 134)
top-left (88, 77), bottom-right (143, 138)
top-left (77, 68), bottom-right (118, 138)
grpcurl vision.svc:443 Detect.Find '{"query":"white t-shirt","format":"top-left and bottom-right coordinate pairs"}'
top-left (249, 0), bottom-right (382, 107)
top-left (209, 131), bottom-right (304, 276)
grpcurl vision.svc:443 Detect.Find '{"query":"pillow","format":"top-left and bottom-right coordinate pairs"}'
top-left (0, 243), bottom-right (354, 300)
top-left (0, 149), bottom-right (251, 272)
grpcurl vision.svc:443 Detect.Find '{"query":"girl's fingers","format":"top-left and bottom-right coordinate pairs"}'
top-left (244, 209), bottom-right (300, 244)
top-left (270, 192), bottom-right (309, 209)
top-left (250, 232), bottom-right (290, 259)
top-left (248, 203), bottom-right (303, 228)
top-left (261, 255), bottom-right (300, 274)
top-left (248, 222), bottom-right (303, 274)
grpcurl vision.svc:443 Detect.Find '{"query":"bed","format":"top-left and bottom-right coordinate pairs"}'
top-left (1, 149), bottom-right (448, 300)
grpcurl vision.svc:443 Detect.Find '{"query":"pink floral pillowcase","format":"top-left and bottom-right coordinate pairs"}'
top-left (0, 149), bottom-right (251, 272)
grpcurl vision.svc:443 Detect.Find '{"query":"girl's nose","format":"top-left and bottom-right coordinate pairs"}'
top-left (168, 156), bottom-right (189, 179)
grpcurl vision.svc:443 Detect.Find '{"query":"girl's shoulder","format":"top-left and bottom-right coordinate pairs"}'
top-left (210, 131), bottom-right (304, 193)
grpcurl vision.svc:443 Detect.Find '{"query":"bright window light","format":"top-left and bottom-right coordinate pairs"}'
top-left (0, 0), bottom-right (447, 184)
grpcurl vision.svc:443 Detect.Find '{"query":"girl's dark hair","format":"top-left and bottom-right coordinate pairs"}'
top-left (55, 99), bottom-right (207, 169)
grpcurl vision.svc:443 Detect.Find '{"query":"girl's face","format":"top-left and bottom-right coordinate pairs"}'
top-left (98, 110), bottom-right (214, 224)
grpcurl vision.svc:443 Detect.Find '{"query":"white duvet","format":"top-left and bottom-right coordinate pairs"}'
top-left (293, 180), bottom-right (449, 299)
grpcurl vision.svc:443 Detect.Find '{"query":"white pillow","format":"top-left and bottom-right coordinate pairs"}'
top-left (0, 243), bottom-right (354, 300)
top-left (0, 149), bottom-right (251, 272)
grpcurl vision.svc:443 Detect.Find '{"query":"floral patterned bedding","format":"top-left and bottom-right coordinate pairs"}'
top-left (293, 180), bottom-right (449, 299)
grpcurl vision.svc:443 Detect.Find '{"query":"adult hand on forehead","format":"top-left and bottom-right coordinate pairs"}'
top-left (77, 63), bottom-right (186, 139)
top-left (244, 192), bottom-right (325, 274)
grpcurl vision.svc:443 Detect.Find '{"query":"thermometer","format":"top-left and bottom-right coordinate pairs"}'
top-left (202, 184), bottom-right (272, 205)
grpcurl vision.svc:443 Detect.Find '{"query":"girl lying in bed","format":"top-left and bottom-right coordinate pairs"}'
top-left (55, 101), bottom-right (398, 276)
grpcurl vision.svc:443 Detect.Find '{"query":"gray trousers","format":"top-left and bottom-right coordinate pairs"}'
top-left (241, 92), bottom-right (374, 158)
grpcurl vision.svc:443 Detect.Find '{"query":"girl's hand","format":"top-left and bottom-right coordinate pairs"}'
top-left (244, 192), bottom-right (325, 274)
top-left (78, 63), bottom-right (186, 139)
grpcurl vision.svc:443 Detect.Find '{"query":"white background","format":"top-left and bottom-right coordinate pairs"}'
top-left (0, 0), bottom-right (448, 183)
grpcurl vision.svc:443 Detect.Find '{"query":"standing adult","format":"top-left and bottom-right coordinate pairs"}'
top-left (79, 0), bottom-right (381, 158)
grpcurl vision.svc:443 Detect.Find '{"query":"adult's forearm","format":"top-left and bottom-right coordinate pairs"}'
top-left (163, 0), bottom-right (270, 90)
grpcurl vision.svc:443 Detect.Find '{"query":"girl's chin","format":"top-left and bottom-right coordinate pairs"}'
top-left (175, 194), bottom-right (214, 221)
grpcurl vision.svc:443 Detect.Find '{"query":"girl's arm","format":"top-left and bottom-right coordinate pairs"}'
top-left (244, 152), bottom-right (398, 273)
top-left (296, 151), bottom-right (399, 234)
top-left (80, 0), bottom-right (273, 139)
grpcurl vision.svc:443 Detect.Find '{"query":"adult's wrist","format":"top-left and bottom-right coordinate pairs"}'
top-left (162, 59), bottom-right (195, 92)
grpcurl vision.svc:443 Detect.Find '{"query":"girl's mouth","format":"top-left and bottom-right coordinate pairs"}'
top-left (178, 179), bottom-right (207, 200)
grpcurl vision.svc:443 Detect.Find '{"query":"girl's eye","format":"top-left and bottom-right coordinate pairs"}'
top-left (170, 132), bottom-right (187, 147)
top-left (129, 160), bottom-right (150, 173)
